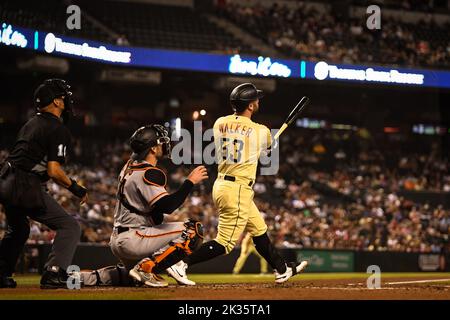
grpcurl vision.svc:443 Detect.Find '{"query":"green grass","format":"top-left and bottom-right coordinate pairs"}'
top-left (11, 272), bottom-right (450, 286)
top-left (12, 272), bottom-right (450, 286)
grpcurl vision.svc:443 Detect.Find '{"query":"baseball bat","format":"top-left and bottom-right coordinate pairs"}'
top-left (273, 96), bottom-right (310, 141)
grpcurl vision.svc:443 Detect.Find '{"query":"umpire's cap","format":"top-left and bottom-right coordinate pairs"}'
top-left (129, 124), bottom-right (171, 160)
top-left (34, 79), bottom-right (73, 110)
top-left (230, 83), bottom-right (264, 113)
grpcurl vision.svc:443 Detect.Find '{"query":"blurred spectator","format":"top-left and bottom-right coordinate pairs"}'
top-left (217, 2), bottom-right (450, 68)
top-left (0, 127), bottom-right (448, 253)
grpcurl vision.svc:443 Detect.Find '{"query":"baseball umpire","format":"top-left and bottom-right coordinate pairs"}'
top-left (0, 79), bottom-right (88, 289)
top-left (80, 124), bottom-right (207, 287)
top-left (176, 83), bottom-right (308, 283)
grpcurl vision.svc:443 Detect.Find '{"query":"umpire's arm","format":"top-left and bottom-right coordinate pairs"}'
top-left (47, 126), bottom-right (88, 204)
top-left (47, 161), bottom-right (72, 188)
top-left (48, 163), bottom-right (88, 205)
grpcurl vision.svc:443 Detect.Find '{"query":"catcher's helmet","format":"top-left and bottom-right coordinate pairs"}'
top-left (129, 124), bottom-right (171, 160)
top-left (230, 83), bottom-right (264, 113)
top-left (34, 79), bottom-right (74, 124)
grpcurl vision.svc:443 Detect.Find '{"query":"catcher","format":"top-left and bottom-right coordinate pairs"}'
top-left (80, 124), bottom-right (207, 287)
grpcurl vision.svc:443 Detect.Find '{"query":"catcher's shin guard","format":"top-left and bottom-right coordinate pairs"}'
top-left (140, 219), bottom-right (204, 274)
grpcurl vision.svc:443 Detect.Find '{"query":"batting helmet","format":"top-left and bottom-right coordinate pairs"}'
top-left (34, 79), bottom-right (74, 124)
top-left (230, 83), bottom-right (264, 113)
top-left (129, 124), bottom-right (171, 160)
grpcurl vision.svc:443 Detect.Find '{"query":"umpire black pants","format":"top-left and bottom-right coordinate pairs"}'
top-left (0, 191), bottom-right (81, 276)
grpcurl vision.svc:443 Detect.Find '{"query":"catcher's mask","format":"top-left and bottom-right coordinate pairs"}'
top-left (34, 79), bottom-right (74, 124)
top-left (129, 124), bottom-right (171, 160)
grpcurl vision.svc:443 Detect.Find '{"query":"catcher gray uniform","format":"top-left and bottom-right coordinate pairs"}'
top-left (111, 161), bottom-right (190, 268)
top-left (81, 160), bottom-right (203, 286)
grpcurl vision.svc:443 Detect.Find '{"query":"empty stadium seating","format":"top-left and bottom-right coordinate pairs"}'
top-left (0, 0), bottom-right (113, 42)
top-left (79, 1), bottom-right (254, 53)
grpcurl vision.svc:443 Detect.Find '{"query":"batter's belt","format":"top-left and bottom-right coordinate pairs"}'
top-left (217, 173), bottom-right (254, 187)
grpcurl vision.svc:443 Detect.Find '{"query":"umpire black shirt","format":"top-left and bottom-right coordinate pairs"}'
top-left (7, 112), bottom-right (71, 182)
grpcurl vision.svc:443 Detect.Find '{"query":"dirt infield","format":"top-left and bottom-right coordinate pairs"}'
top-left (1, 273), bottom-right (449, 300)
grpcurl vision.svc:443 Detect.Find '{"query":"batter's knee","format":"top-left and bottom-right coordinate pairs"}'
top-left (248, 228), bottom-right (267, 239)
top-left (214, 237), bottom-right (236, 254)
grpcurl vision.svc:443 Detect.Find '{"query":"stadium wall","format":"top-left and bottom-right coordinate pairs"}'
top-left (14, 244), bottom-right (450, 274)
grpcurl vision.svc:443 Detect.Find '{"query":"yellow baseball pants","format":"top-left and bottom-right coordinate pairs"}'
top-left (212, 178), bottom-right (268, 254)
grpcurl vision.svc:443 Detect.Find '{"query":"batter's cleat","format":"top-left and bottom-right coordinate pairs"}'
top-left (0, 276), bottom-right (17, 288)
top-left (129, 265), bottom-right (168, 288)
top-left (40, 266), bottom-right (69, 289)
top-left (166, 260), bottom-right (195, 286)
top-left (274, 261), bottom-right (308, 284)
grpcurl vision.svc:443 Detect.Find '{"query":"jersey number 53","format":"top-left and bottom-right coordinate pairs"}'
top-left (221, 137), bottom-right (244, 163)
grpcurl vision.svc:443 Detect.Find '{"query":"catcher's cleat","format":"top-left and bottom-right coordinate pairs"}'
top-left (274, 261), bottom-right (308, 284)
top-left (166, 260), bottom-right (195, 286)
top-left (129, 262), bottom-right (168, 288)
top-left (0, 276), bottom-right (17, 288)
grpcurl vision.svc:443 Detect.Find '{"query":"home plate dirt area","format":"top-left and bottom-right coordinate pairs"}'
top-left (1, 273), bottom-right (449, 300)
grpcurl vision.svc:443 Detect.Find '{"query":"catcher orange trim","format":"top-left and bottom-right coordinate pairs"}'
top-left (135, 229), bottom-right (184, 239)
top-left (142, 167), bottom-right (168, 187)
top-left (148, 191), bottom-right (169, 205)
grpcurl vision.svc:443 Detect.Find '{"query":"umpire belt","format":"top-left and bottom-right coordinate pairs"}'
top-left (218, 173), bottom-right (254, 187)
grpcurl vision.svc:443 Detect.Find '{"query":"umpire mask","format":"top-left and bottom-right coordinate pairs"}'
top-left (34, 79), bottom-right (74, 125)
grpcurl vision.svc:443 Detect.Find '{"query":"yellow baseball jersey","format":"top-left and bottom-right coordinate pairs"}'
top-left (213, 114), bottom-right (272, 181)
